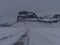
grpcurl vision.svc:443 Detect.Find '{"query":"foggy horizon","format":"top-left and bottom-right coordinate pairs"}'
top-left (0, 0), bottom-right (60, 17)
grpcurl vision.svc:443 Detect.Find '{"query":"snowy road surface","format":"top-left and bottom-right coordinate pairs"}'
top-left (0, 22), bottom-right (60, 45)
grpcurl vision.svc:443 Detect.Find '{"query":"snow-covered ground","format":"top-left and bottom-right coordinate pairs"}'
top-left (0, 27), bottom-right (29, 45)
top-left (0, 16), bottom-right (60, 45)
top-left (29, 28), bottom-right (60, 45)
top-left (0, 22), bottom-right (60, 45)
top-left (10, 22), bottom-right (60, 45)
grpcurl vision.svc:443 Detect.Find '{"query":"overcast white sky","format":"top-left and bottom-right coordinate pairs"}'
top-left (0, 0), bottom-right (60, 16)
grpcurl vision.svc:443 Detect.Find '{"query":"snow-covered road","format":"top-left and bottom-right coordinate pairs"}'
top-left (29, 28), bottom-right (60, 45)
top-left (0, 22), bottom-right (60, 45)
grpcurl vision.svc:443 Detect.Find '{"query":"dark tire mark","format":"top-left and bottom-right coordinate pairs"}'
top-left (13, 30), bottom-right (30, 45)
top-left (0, 35), bottom-right (12, 41)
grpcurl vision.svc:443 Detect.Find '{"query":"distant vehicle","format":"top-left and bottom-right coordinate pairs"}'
top-left (17, 11), bottom-right (38, 22)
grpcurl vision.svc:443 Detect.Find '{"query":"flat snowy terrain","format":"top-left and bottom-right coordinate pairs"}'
top-left (0, 21), bottom-right (60, 45)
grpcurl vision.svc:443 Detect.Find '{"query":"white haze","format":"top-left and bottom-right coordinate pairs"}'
top-left (0, 0), bottom-right (60, 23)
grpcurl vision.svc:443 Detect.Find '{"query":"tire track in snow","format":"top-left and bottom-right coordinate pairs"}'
top-left (0, 28), bottom-right (26, 42)
top-left (13, 30), bottom-right (30, 45)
